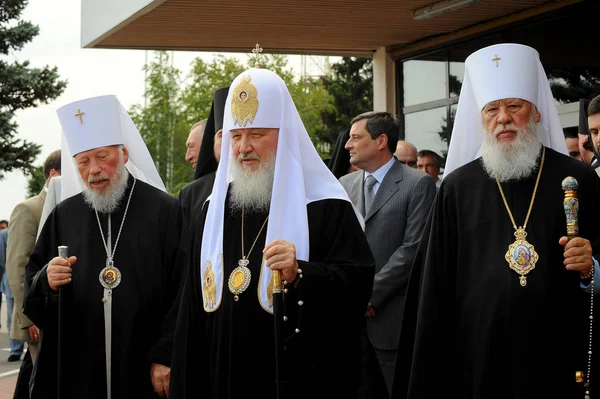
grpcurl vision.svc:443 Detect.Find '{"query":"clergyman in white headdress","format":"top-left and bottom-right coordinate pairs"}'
top-left (170, 65), bottom-right (375, 399)
top-left (24, 95), bottom-right (185, 399)
top-left (392, 43), bottom-right (600, 399)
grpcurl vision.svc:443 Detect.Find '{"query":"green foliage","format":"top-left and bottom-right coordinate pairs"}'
top-left (0, 0), bottom-right (67, 180)
top-left (26, 164), bottom-right (44, 198)
top-left (317, 57), bottom-right (373, 148)
top-left (130, 51), bottom-right (188, 194)
top-left (548, 68), bottom-right (600, 104)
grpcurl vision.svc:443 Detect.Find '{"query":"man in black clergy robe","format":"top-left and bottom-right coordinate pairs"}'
top-left (179, 87), bottom-right (229, 226)
top-left (170, 67), bottom-right (375, 399)
top-left (392, 44), bottom-right (600, 399)
top-left (23, 95), bottom-right (184, 399)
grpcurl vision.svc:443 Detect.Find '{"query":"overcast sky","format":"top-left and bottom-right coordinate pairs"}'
top-left (0, 0), bottom-right (318, 220)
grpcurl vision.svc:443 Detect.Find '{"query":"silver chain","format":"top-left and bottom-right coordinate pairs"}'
top-left (93, 177), bottom-right (137, 263)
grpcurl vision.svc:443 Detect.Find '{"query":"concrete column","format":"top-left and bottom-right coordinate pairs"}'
top-left (372, 47), bottom-right (396, 114)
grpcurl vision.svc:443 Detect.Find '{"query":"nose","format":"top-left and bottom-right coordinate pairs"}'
top-left (239, 134), bottom-right (252, 155)
top-left (496, 105), bottom-right (512, 125)
top-left (344, 138), bottom-right (353, 150)
top-left (89, 159), bottom-right (101, 175)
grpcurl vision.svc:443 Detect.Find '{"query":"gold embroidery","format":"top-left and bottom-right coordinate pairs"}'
top-left (231, 75), bottom-right (259, 127)
top-left (203, 260), bottom-right (217, 309)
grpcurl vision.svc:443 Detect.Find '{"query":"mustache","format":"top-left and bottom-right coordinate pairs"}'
top-left (237, 153), bottom-right (260, 161)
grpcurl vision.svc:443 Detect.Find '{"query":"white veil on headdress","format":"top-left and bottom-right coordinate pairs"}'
top-left (200, 68), bottom-right (361, 313)
top-left (443, 43), bottom-right (568, 178)
top-left (57, 95), bottom-right (166, 200)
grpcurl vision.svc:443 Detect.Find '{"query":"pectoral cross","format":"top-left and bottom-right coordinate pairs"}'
top-left (75, 108), bottom-right (85, 123)
top-left (252, 43), bottom-right (263, 68)
top-left (492, 55), bottom-right (501, 67)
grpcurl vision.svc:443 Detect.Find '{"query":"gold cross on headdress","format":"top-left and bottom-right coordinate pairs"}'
top-left (492, 55), bottom-right (501, 67)
top-left (252, 43), bottom-right (263, 68)
top-left (75, 108), bottom-right (85, 123)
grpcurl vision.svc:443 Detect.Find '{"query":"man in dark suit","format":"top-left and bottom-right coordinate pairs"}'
top-left (339, 111), bottom-right (436, 398)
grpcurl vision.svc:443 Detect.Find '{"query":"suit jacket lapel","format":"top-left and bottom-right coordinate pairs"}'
top-left (365, 160), bottom-right (402, 221)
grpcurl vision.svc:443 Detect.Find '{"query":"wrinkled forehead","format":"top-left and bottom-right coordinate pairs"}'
top-left (482, 98), bottom-right (535, 109)
top-left (73, 145), bottom-right (120, 160)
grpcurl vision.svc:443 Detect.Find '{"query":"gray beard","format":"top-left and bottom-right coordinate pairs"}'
top-left (481, 118), bottom-right (542, 182)
top-left (229, 154), bottom-right (275, 214)
top-left (82, 160), bottom-right (130, 214)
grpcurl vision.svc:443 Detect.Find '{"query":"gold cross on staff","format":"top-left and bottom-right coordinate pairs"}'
top-left (252, 43), bottom-right (263, 68)
top-left (75, 108), bottom-right (85, 123)
top-left (492, 54), bottom-right (501, 67)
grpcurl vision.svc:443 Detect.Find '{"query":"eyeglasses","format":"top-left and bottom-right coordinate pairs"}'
top-left (399, 159), bottom-right (417, 167)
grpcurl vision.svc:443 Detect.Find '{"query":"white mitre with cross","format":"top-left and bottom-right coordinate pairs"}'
top-left (443, 43), bottom-right (567, 178)
top-left (57, 95), bottom-right (166, 200)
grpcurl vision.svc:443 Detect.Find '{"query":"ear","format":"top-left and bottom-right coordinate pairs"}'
top-left (534, 108), bottom-right (541, 123)
top-left (377, 134), bottom-right (389, 151)
top-left (122, 146), bottom-right (129, 164)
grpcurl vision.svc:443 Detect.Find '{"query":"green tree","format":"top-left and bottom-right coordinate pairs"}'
top-left (0, 0), bottom-right (67, 180)
top-left (130, 51), bottom-right (187, 194)
top-left (547, 68), bottom-right (600, 103)
top-left (317, 57), bottom-right (373, 149)
top-left (26, 164), bottom-right (44, 197)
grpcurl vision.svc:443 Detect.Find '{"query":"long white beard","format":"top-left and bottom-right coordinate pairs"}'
top-left (481, 117), bottom-right (542, 182)
top-left (229, 153), bottom-right (275, 214)
top-left (82, 156), bottom-right (130, 214)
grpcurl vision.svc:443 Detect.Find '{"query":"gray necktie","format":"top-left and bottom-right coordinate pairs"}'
top-left (364, 174), bottom-right (377, 215)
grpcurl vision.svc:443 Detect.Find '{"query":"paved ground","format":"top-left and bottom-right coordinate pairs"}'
top-left (0, 296), bottom-right (30, 398)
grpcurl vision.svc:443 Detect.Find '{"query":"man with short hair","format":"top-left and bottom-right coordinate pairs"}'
top-left (341, 112), bottom-right (435, 398)
top-left (564, 129), bottom-right (582, 161)
top-left (0, 220), bottom-right (7, 230)
top-left (416, 149), bottom-right (442, 190)
top-left (24, 95), bottom-right (184, 399)
top-left (586, 95), bottom-right (600, 163)
top-left (393, 140), bottom-right (417, 168)
top-left (393, 43), bottom-right (599, 399)
top-left (185, 119), bottom-right (207, 170)
top-left (171, 68), bottom-right (374, 399)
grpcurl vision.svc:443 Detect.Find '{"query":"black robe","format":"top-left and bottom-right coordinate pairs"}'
top-left (170, 193), bottom-right (375, 399)
top-left (24, 176), bottom-right (185, 399)
top-left (392, 147), bottom-right (600, 399)
top-left (178, 171), bottom-right (216, 227)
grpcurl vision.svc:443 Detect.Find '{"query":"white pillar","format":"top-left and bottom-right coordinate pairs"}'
top-left (372, 47), bottom-right (396, 114)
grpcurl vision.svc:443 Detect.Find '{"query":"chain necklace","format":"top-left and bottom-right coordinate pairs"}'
top-left (496, 147), bottom-right (545, 287)
top-left (228, 204), bottom-right (269, 301)
top-left (94, 177), bottom-right (136, 290)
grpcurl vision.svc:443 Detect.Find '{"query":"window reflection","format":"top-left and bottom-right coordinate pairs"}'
top-left (404, 107), bottom-right (449, 166)
top-left (403, 60), bottom-right (447, 107)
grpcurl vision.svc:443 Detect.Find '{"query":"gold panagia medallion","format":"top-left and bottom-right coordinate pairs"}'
top-left (231, 75), bottom-right (259, 127)
top-left (505, 227), bottom-right (539, 287)
top-left (203, 260), bottom-right (217, 310)
top-left (228, 259), bottom-right (251, 301)
top-left (99, 262), bottom-right (121, 289)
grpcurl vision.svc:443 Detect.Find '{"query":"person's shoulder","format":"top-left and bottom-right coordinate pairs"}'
top-left (442, 158), bottom-right (486, 187)
top-left (546, 147), bottom-right (596, 176)
top-left (136, 179), bottom-right (177, 205)
top-left (339, 169), bottom-right (361, 186)
top-left (9, 193), bottom-right (42, 219)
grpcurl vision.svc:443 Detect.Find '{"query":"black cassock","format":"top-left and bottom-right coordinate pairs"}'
top-left (392, 147), bottom-right (600, 399)
top-left (170, 192), bottom-right (375, 399)
top-left (178, 171), bottom-right (216, 227)
top-left (24, 176), bottom-right (185, 399)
